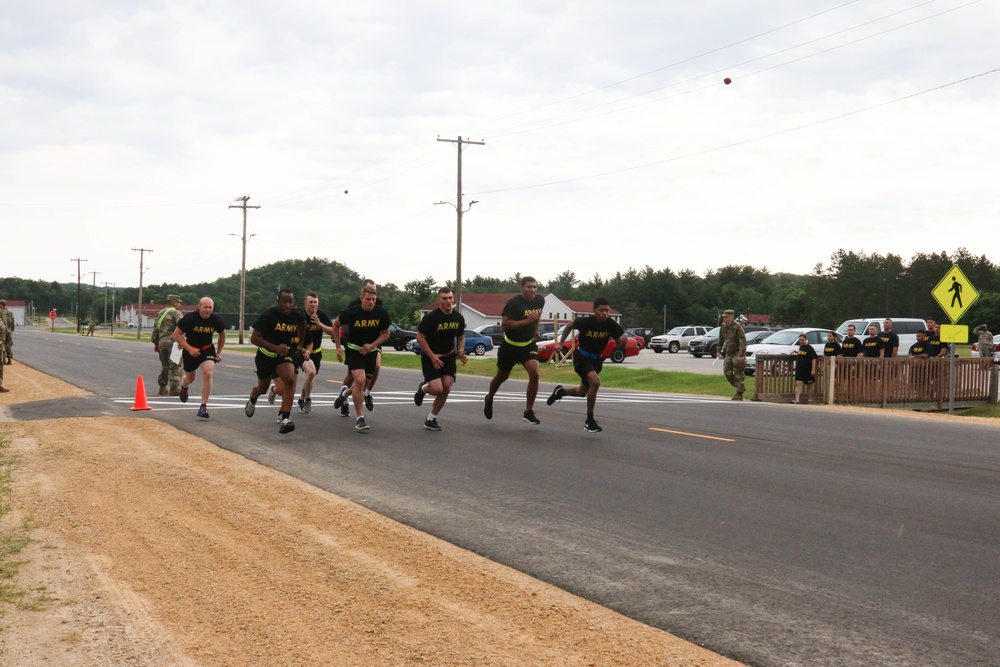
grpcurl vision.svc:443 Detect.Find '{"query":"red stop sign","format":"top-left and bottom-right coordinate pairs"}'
top-left (49, 310), bottom-right (57, 319)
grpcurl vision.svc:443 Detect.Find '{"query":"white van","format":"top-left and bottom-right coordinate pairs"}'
top-left (835, 317), bottom-right (927, 355)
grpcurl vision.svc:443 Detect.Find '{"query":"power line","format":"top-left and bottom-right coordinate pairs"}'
top-left (472, 67), bottom-right (1000, 195)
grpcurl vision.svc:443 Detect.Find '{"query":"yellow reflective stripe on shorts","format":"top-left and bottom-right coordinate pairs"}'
top-left (503, 336), bottom-right (533, 347)
top-left (346, 342), bottom-right (373, 354)
top-left (258, 347), bottom-right (277, 358)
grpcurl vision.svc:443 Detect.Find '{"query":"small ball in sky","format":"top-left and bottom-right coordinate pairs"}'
top-left (344, 190), bottom-right (348, 194)
top-left (723, 77), bottom-right (732, 85)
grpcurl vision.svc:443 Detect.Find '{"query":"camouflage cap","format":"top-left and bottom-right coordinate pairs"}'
top-left (723, 309), bottom-right (735, 316)
top-left (167, 294), bottom-right (182, 302)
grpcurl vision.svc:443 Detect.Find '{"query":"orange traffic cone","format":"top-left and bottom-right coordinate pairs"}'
top-left (131, 375), bottom-right (152, 411)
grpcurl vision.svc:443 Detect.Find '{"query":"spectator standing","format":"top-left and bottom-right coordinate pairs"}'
top-left (792, 333), bottom-right (818, 404)
top-left (878, 318), bottom-right (900, 358)
top-left (151, 295), bottom-right (184, 396)
top-left (973, 324), bottom-right (994, 360)
top-left (841, 324), bottom-right (863, 357)
top-left (718, 309), bottom-right (747, 400)
top-left (0, 300), bottom-right (14, 364)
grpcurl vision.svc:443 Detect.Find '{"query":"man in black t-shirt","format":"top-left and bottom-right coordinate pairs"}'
top-left (333, 279), bottom-right (383, 417)
top-left (291, 291), bottom-right (334, 414)
top-left (545, 297), bottom-right (625, 433)
top-left (246, 289), bottom-right (307, 434)
top-left (841, 324), bottom-right (863, 358)
top-left (909, 330), bottom-right (932, 358)
top-left (862, 325), bottom-right (882, 358)
top-left (483, 276), bottom-right (546, 425)
top-left (173, 297), bottom-right (226, 419)
top-left (413, 287), bottom-right (467, 431)
top-left (333, 285), bottom-right (390, 431)
top-left (878, 318), bottom-right (900, 358)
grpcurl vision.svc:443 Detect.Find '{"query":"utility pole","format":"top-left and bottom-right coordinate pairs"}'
top-left (70, 258), bottom-right (87, 333)
top-left (132, 248), bottom-right (153, 339)
top-left (229, 195), bottom-right (260, 344)
top-left (87, 271), bottom-right (101, 325)
top-left (436, 136), bottom-right (484, 312)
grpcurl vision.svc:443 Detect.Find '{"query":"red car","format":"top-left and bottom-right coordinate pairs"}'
top-left (536, 335), bottom-right (641, 364)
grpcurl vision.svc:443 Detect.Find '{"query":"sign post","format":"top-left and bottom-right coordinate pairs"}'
top-left (932, 265), bottom-right (979, 413)
top-left (49, 309), bottom-right (57, 332)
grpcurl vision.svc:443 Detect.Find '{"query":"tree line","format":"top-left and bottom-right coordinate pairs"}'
top-left (3, 248), bottom-right (998, 332)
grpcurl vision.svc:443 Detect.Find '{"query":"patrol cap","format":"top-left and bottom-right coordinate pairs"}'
top-left (167, 294), bottom-right (182, 302)
top-left (723, 309), bottom-right (735, 316)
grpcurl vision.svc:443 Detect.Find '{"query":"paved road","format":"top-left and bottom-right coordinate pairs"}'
top-left (6, 327), bottom-right (999, 667)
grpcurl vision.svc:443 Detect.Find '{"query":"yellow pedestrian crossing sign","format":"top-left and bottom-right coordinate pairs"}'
top-left (932, 265), bottom-right (978, 323)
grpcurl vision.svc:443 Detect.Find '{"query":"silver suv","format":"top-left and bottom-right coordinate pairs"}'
top-left (649, 325), bottom-right (712, 353)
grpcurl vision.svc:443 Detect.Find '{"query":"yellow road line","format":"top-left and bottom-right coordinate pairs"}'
top-left (648, 428), bottom-right (735, 442)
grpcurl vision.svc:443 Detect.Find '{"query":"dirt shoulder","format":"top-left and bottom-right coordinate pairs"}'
top-left (0, 363), bottom-right (742, 666)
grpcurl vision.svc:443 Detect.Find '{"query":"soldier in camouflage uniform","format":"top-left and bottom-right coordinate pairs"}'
top-left (718, 309), bottom-right (748, 400)
top-left (0, 313), bottom-right (8, 392)
top-left (974, 324), bottom-right (994, 360)
top-left (151, 294), bottom-right (184, 396)
top-left (0, 300), bottom-right (14, 364)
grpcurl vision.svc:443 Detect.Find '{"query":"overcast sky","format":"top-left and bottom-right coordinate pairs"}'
top-left (2, 1), bottom-right (997, 293)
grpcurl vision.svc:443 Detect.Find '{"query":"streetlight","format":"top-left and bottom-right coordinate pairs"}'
top-left (434, 199), bottom-right (479, 311)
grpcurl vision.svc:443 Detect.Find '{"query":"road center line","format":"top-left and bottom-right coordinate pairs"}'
top-left (648, 427), bottom-right (735, 442)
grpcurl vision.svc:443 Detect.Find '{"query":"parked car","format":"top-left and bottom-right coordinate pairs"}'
top-left (406, 329), bottom-right (494, 356)
top-left (744, 328), bottom-right (842, 376)
top-left (622, 331), bottom-right (646, 349)
top-left (536, 335), bottom-right (641, 364)
top-left (386, 323), bottom-right (418, 351)
top-left (745, 329), bottom-right (773, 345)
top-left (648, 325), bottom-right (712, 353)
top-left (687, 325), bottom-right (771, 358)
top-left (474, 324), bottom-right (506, 347)
top-left (626, 327), bottom-right (656, 347)
top-left (971, 342), bottom-right (1000, 360)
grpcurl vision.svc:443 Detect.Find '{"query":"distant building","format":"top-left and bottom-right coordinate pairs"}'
top-left (119, 302), bottom-right (196, 329)
top-left (1, 299), bottom-right (27, 326)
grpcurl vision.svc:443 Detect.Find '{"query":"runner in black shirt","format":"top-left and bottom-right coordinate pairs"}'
top-left (333, 285), bottom-right (390, 431)
top-left (246, 289), bottom-right (307, 434)
top-left (483, 276), bottom-right (546, 425)
top-left (173, 297), bottom-right (226, 419)
top-left (413, 287), bottom-right (467, 431)
top-left (545, 297), bottom-right (625, 433)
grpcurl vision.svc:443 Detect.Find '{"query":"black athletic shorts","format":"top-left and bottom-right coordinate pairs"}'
top-left (255, 350), bottom-right (294, 379)
top-left (573, 354), bottom-right (604, 387)
top-left (181, 345), bottom-right (218, 373)
top-left (421, 353), bottom-right (457, 382)
top-left (496, 341), bottom-right (538, 372)
top-left (345, 348), bottom-right (378, 376)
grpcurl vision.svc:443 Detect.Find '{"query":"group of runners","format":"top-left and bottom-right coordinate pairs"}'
top-left (168, 276), bottom-right (627, 434)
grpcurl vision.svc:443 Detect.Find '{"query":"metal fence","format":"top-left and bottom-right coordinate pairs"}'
top-left (753, 356), bottom-right (998, 409)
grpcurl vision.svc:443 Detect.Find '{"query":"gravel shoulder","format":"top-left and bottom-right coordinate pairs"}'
top-left (0, 363), bottom-right (742, 666)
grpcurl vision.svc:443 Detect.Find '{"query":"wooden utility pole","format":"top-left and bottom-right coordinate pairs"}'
top-left (436, 136), bottom-right (484, 312)
top-left (70, 257), bottom-right (87, 333)
top-left (132, 248), bottom-right (152, 339)
top-left (229, 195), bottom-right (260, 345)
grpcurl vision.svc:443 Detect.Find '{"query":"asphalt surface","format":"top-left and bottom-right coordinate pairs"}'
top-left (6, 327), bottom-right (999, 667)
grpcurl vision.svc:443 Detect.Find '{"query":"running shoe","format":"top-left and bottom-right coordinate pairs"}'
top-left (584, 419), bottom-right (603, 433)
top-left (340, 403), bottom-right (350, 417)
top-left (179, 385), bottom-right (189, 403)
top-left (303, 397), bottom-right (312, 414)
top-left (424, 417), bottom-right (442, 431)
top-left (197, 406), bottom-right (209, 419)
top-left (355, 416), bottom-right (370, 431)
top-left (546, 385), bottom-right (566, 406)
top-left (267, 385), bottom-right (277, 404)
top-left (298, 398), bottom-right (306, 413)
top-left (278, 418), bottom-right (295, 434)
top-left (483, 396), bottom-right (493, 420)
top-left (245, 397), bottom-right (256, 418)
top-left (364, 392), bottom-right (374, 412)
top-left (522, 410), bottom-right (540, 425)
top-left (414, 383), bottom-right (426, 407)
top-left (333, 387), bottom-right (347, 409)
